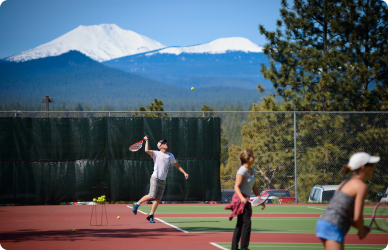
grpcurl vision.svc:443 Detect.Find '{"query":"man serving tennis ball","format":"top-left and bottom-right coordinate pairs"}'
top-left (132, 135), bottom-right (189, 223)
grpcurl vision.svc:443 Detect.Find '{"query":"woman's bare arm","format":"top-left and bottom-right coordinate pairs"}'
top-left (252, 182), bottom-right (260, 196)
top-left (353, 181), bottom-right (367, 239)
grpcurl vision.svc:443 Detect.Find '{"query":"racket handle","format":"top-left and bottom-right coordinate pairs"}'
top-left (363, 226), bottom-right (371, 237)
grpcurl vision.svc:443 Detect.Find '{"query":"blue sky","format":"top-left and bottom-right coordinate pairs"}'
top-left (0, 0), bottom-right (285, 59)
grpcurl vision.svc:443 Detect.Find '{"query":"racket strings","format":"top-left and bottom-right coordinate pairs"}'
top-left (256, 196), bottom-right (267, 204)
top-left (129, 141), bottom-right (143, 152)
top-left (251, 193), bottom-right (269, 206)
top-left (374, 203), bottom-right (388, 231)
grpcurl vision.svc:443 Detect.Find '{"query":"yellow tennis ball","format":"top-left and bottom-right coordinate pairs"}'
top-left (93, 198), bottom-right (96, 202)
top-left (72, 229), bottom-right (76, 232)
top-left (117, 216), bottom-right (120, 219)
top-left (191, 87), bottom-right (194, 90)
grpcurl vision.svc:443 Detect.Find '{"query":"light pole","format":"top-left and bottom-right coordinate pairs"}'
top-left (41, 96), bottom-right (53, 117)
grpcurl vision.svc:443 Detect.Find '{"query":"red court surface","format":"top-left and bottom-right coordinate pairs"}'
top-left (0, 205), bottom-right (384, 250)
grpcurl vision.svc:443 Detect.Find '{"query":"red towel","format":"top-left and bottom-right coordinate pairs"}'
top-left (224, 192), bottom-right (252, 221)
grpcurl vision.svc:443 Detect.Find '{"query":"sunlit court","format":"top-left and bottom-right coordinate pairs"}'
top-left (0, 204), bottom-right (386, 250)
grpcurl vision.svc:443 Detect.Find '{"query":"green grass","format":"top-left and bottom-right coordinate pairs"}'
top-left (214, 243), bottom-right (386, 250)
top-left (160, 217), bottom-right (384, 234)
top-left (135, 205), bottom-right (374, 215)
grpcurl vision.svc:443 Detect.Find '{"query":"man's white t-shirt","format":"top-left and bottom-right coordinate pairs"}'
top-left (151, 151), bottom-right (177, 180)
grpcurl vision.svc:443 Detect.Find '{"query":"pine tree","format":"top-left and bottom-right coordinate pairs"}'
top-left (74, 103), bottom-right (83, 111)
top-left (201, 105), bottom-right (214, 117)
top-left (138, 98), bottom-right (167, 117)
top-left (148, 98), bottom-right (164, 111)
top-left (259, 0), bottom-right (388, 111)
top-left (332, 0), bottom-right (388, 110)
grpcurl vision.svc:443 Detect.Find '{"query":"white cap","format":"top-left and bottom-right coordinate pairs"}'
top-left (157, 139), bottom-right (167, 149)
top-left (348, 152), bottom-right (380, 170)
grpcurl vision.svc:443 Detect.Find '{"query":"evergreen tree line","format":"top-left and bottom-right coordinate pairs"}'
top-left (0, 102), bottom-right (250, 112)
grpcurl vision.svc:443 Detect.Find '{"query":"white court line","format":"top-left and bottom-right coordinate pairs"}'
top-left (155, 218), bottom-right (189, 233)
top-left (307, 206), bottom-right (326, 210)
top-left (209, 242), bottom-right (229, 250)
top-left (127, 206), bottom-right (188, 233)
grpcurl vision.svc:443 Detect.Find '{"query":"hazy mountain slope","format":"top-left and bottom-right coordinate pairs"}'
top-left (104, 50), bottom-right (272, 90)
top-left (0, 51), bottom-right (262, 109)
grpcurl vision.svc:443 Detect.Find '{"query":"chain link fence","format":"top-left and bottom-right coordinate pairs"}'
top-left (1, 111), bottom-right (387, 204)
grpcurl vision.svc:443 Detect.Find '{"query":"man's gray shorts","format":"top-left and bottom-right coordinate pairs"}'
top-left (149, 176), bottom-right (166, 200)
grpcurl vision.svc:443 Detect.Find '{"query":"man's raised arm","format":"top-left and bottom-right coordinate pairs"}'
top-left (144, 135), bottom-right (153, 156)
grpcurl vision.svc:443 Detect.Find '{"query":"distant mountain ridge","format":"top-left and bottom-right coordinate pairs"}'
top-left (145, 37), bottom-right (263, 55)
top-left (4, 24), bottom-right (272, 90)
top-left (6, 24), bottom-right (166, 62)
top-left (5, 24), bottom-right (265, 63)
top-left (0, 51), bottom-right (262, 110)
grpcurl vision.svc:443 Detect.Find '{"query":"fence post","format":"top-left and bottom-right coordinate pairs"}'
top-left (294, 111), bottom-right (298, 203)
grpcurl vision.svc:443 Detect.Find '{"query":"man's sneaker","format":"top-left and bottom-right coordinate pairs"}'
top-left (146, 214), bottom-right (155, 223)
top-left (132, 202), bottom-right (140, 215)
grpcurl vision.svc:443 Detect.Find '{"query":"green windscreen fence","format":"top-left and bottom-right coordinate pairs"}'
top-left (0, 117), bottom-right (221, 204)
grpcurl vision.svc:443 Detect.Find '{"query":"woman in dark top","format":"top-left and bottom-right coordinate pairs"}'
top-left (316, 152), bottom-right (379, 250)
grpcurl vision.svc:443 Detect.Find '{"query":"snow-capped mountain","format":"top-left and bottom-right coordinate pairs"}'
top-left (7, 24), bottom-right (166, 62)
top-left (145, 37), bottom-right (263, 55)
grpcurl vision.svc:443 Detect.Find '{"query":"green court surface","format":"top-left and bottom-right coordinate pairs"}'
top-left (160, 217), bottom-right (383, 234)
top-left (136, 205), bottom-right (374, 215)
top-left (214, 243), bottom-right (387, 250)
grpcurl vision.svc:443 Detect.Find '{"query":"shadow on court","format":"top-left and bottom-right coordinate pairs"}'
top-left (0, 228), bottom-right (196, 243)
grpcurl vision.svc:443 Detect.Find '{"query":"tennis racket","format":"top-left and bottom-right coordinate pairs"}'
top-left (367, 201), bottom-right (388, 233)
top-left (249, 192), bottom-right (270, 207)
top-left (129, 136), bottom-right (148, 152)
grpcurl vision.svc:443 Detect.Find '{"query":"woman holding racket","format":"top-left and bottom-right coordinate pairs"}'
top-left (225, 149), bottom-right (265, 250)
top-left (132, 136), bottom-right (189, 223)
top-left (316, 152), bottom-right (380, 250)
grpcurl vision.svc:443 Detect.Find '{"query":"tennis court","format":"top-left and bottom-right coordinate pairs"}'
top-left (1, 203), bottom-right (385, 250)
